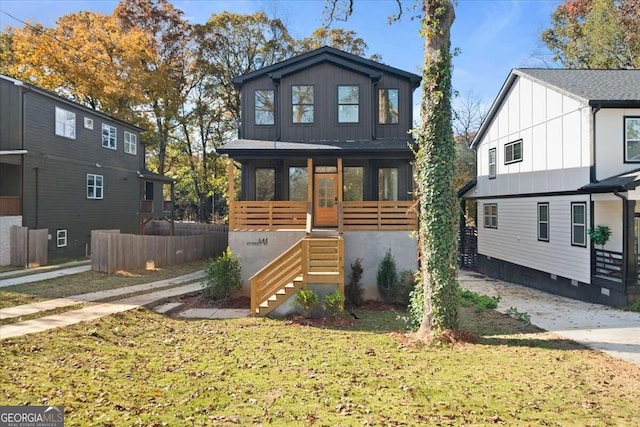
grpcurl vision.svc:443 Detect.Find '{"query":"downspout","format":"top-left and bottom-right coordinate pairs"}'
top-left (590, 104), bottom-right (601, 183)
top-left (372, 79), bottom-right (378, 140)
top-left (34, 167), bottom-right (39, 229)
top-left (614, 190), bottom-right (635, 295)
top-left (274, 80), bottom-right (281, 141)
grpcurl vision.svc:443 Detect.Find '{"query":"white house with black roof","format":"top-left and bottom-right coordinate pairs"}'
top-left (218, 46), bottom-right (421, 316)
top-left (460, 69), bottom-right (640, 307)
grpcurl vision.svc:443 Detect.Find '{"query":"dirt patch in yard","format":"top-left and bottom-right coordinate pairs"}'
top-left (169, 291), bottom-right (250, 310)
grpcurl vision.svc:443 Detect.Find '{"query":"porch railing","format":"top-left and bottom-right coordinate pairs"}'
top-left (0, 196), bottom-right (21, 216)
top-left (342, 201), bottom-right (416, 231)
top-left (140, 200), bottom-right (153, 213)
top-left (163, 200), bottom-right (172, 212)
top-left (231, 201), bottom-right (308, 230)
top-left (593, 249), bottom-right (623, 284)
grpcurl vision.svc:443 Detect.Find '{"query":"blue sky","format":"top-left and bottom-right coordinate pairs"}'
top-left (0, 0), bottom-right (562, 110)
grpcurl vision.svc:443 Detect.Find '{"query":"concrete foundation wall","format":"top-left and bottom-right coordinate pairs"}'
top-left (0, 216), bottom-right (22, 266)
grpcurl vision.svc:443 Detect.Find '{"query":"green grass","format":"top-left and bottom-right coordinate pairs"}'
top-left (1, 306), bottom-right (638, 426)
top-left (0, 260), bottom-right (208, 309)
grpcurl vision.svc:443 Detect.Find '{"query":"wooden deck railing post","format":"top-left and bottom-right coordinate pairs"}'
top-left (302, 238), bottom-right (309, 287)
top-left (227, 159), bottom-right (235, 230)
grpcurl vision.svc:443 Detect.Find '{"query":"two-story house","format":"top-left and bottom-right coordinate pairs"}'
top-left (0, 75), bottom-right (174, 265)
top-left (461, 69), bottom-right (640, 307)
top-left (218, 46), bottom-right (421, 316)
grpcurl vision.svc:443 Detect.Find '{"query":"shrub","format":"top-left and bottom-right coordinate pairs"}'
top-left (323, 291), bottom-right (345, 317)
top-left (294, 289), bottom-right (319, 318)
top-left (377, 249), bottom-right (398, 304)
top-left (408, 272), bottom-right (423, 331)
top-left (395, 270), bottom-right (416, 307)
top-left (460, 289), bottom-right (501, 313)
top-left (203, 248), bottom-right (242, 300)
top-left (345, 258), bottom-right (364, 307)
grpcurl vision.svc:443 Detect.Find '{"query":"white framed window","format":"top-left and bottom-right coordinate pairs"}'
top-left (571, 202), bottom-right (587, 247)
top-left (102, 124), bottom-right (117, 150)
top-left (84, 117), bottom-right (94, 130)
top-left (55, 107), bottom-right (76, 139)
top-left (338, 85), bottom-right (359, 123)
top-left (255, 90), bottom-right (275, 125)
top-left (489, 148), bottom-right (496, 179)
top-left (483, 203), bottom-right (497, 228)
top-left (538, 203), bottom-right (549, 242)
top-left (87, 174), bottom-right (103, 199)
top-left (504, 139), bottom-right (523, 164)
top-left (124, 131), bottom-right (137, 155)
top-left (624, 116), bottom-right (640, 162)
top-left (292, 85), bottom-right (314, 124)
top-left (56, 229), bottom-right (68, 248)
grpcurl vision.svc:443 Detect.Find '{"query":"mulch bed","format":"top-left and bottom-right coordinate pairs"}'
top-left (172, 292), bottom-right (250, 310)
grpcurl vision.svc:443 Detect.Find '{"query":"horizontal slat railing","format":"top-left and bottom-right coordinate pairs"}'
top-left (343, 201), bottom-right (416, 230)
top-left (593, 249), bottom-right (623, 284)
top-left (0, 196), bottom-right (21, 215)
top-left (232, 201), bottom-right (307, 231)
top-left (140, 200), bottom-right (153, 213)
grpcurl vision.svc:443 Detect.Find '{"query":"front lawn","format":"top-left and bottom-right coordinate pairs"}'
top-left (1, 306), bottom-right (638, 425)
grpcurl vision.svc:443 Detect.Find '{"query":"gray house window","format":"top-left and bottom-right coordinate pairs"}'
top-left (56, 229), bottom-right (67, 248)
top-left (378, 88), bottom-right (399, 124)
top-left (255, 168), bottom-right (275, 201)
top-left (102, 124), bottom-right (117, 150)
top-left (87, 174), bottom-right (103, 199)
top-left (292, 85), bottom-right (314, 124)
top-left (338, 85), bottom-right (359, 123)
top-left (483, 203), bottom-right (497, 228)
top-left (378, 168), bottom-right (398, 201)
top-left (344, 166), bottom-right (364, 201)
top-left (505, 139), bottom-right (522, 164)
top-left (288, 166), bottom-right (308, 201)
top-left (489, 148), bottom-right (496, 179)
top-left (124, 131), bottom-right (137, 155)
top-left (571, 202), bottom-right (587, 247)
top-left (55, 107), bottom-right (76, 139)
top-left (255, 90), bottom-right (275, 125)
top-left (538, 203), bottom-right (549, 242)
top-left (625, 116), bottom-right (640, 162)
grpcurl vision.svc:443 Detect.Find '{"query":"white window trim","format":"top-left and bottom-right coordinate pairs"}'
top-left (55, 107), bottom-right (76, 139)
top-left (624, 116), bottom-right (640, 162)
top-left (124, 131), bottom-right (137, 155)
top-left (571, 202), bottom-right (587, 247)
top-left (504, 139), bottom-right (523, 164)
top-left (483, 203), bottom-right (497, 229)
top-left (87, 173), bottom-right (104, 200)
top-left (102, 124), bottom-right (117, 150)
top-left (84, 117), bottom-right (94, 130)
top-left (56, 229), bottom-right (67, 248)
top-left (488, 148), bottom-right (496, 179)
top-left (537, 203), bottom-right (549, 242)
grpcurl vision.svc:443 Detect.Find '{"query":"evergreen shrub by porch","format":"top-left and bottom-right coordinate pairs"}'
top-left (294, 289), bottom-right (319, 318)
top-left (203, 248), bottom-right (242, 300)
top-left (345, 258), bottom-right (364, 307)
top-left (377, 249), bottom-right (398, 304)
top-left (323, 291), bottom-right (345, 317)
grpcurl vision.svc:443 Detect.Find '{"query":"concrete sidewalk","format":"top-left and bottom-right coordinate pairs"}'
top-left (0, 264), bottom-right (92, 288)
top-left (0, 259), bottom-right (91, 279)
top-left (458, 270), bottom-right (640, 366)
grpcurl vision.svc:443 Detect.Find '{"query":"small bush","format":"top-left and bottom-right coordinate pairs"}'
top-left (408, 272), bottom-right (423, 331)
top-left (345, 258), bottom-right (364, 307)
top-left (294, 289), bottom-right (319, 318)
top-left (505, 307), bottom-right (531, 323)
top-left (323, 291), bottom-right (345, 317)
top-left (395, 270), bottom-right (416, 307)
top-left (460, 289), bottom-right (501, 313)
top-left (203, 248), bottom-right (241, 300)
top-left (377, 249), bottom-right (398, 304)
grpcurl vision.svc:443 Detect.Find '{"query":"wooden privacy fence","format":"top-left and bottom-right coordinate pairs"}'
top-left (91, 229), bottom-right (228, 274)
top-left (145, 220), bottom-right (229, 236)
top-left (10, 226), bottom-right (47, 268)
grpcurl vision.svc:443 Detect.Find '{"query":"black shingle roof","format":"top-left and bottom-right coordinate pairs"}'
top-left (579, 168), bottom-right (640, 192)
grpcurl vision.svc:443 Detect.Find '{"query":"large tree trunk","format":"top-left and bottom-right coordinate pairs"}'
top-left (415, 0), bottom-right (459, 339)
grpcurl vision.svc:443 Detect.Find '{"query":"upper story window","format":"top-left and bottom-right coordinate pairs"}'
top-left (255, 90), bottom-right (275, 125)
top-left (625, 116), bottom-right (640, 162)
top-left (504, 139), bottom-right (522, 164)
top-left (292, 85), bottom-right (314, 124)
top-left (378, 168), bottom-right (398, 201)
top-left (338, 85), bottom-right (359, 123)
top-left (87, 174), bottom-right (103, 199)
top-left (489, 148), bottom-right (496, 179)
top-left (378, 88), bottom-right (399, 124)
top-left (102, 124), bottom-right (117, 150)
top-left (55, 107), bottom-right (76, 139)
top-left (124, 131), bottom-right (137, 155)
top-left (571, 202), bottom-right (587, 247)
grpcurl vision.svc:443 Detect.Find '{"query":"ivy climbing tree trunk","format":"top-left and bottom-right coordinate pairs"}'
top-left (415, 0), bottom-right (459, 338)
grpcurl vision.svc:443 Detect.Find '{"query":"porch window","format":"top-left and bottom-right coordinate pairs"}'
top-left (102, 124), bottom-right (117, 150)
top-left (87, 174), bottom-right (103, 199)
top-left (504, 139), bottom-right (522, 164)
top-left (538, 203), bottom-right (549, 242)
top-left (255, 168), bottom-right (275, 201)
top-left (343, 166), bottom-right (363, 201)
top-left (483, 203), bottom-right (497, 228)
top-left (378, 88), bottom-right (399, 124)
top-left (288, 167), bottom-right (308, 201)
top-left (489, 148), bottom-right (496, 179)
top-left (625, 117), bottom-right (640, 162)
top-left (255, 90), bottom-right (275, 125)
top-left (55, 107), bottom-right (76, 139)
top-left (338, 85), bottom-right (359, 123)
top-left (571, 202), bottom-right (587, 247)
top-left (292, 85), bottom-right (314, 124)
top-left (56, 229), bottom-right (67, 248)
top-left (124, 131), bottom-right (137, 155)
top-left (378, 168), bottom-right (398, 201)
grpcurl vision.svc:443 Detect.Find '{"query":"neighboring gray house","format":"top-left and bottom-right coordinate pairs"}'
top-left (0, 75), bottom-right (174, 264)
top-left (461, 69), bottom-right (640, 307)
top-left (218, 46), bottom-right (421, 316)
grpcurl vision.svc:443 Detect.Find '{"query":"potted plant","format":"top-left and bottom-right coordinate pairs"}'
top-left (588, 225), bottom-right (611, 250)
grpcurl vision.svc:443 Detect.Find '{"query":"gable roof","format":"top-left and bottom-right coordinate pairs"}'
top-left (231, 46), bottom-right (421, 88)
top-left (471, 69), bottom-right (640, 149)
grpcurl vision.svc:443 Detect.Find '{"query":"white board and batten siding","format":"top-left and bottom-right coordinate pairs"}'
top-left (471, 76), bottom-right (591, 199)
top-left (595, 107), bottom-right (640, 181)
top-left (477, 195), bottom-right (591, 284)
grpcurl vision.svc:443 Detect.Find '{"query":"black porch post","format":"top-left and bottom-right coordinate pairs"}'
top-left (623, 199), bottom-right (636, 292)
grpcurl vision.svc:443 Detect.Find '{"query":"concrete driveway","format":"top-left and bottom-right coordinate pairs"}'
top-left (458, 270), bottom-right (640, 366)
